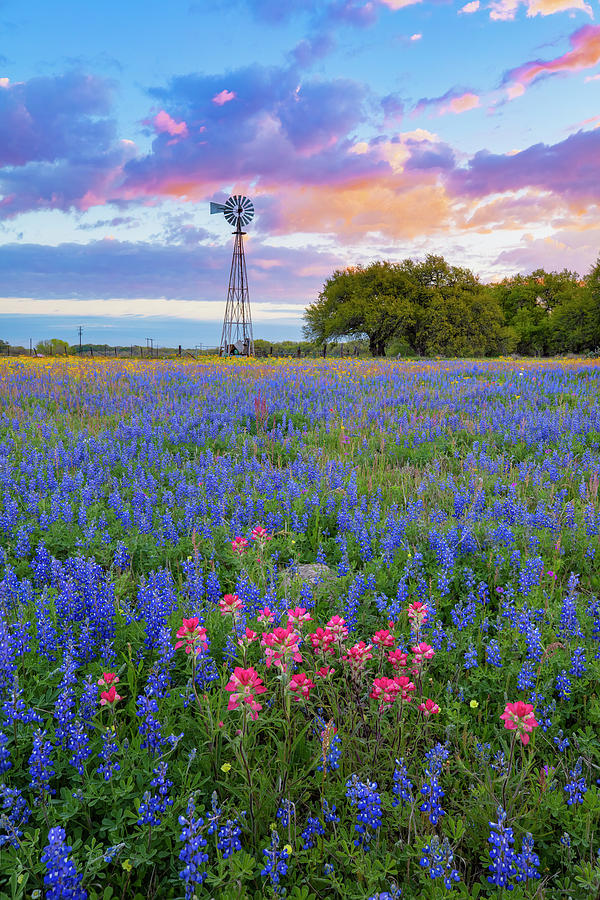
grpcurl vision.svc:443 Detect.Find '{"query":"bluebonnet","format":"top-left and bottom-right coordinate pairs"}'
top-left (137, 691), bottom-right (165, 755)
top-left (322, 799), bottom-right (339, 824)
top-left (345, 775), bottom-right (382, 849)
top-left (485, 639), bottom-right (502, 668)
top-left (137, 791), bottom-right (163, 827)
top-left (178, 796), bottom-right (209, 897)
top-left (368, 886), bottom-right (401, 900)
top-left (261, 829), bottom-right (290, 888)
top-left (515, 832), bottom-right (540, 883)
top-left (420, 835), bottom-right (461, 889)
top-left (0, 733), bottom-right (11, 773)
top-left (570, 646), bottom-right (587, 677)
top-left (217, 817), bottom-right (242, 858)
top-left (41, 826), bottom-right (87, 900)
top-left (516, 659), bottom-right (536, 691)
top-left (490, 751), bottom-right (508, 777)
top-left (206, 792), bottom-right (222, 835)
top-left (392, 757), bottom-right (414, 807)
top-left (553, 730), bottom-right (570, 752)
top-left (78, 676), bottom-right (98, 723)
top-left (564, 758), bottom-right (587, 806)
top-left (555, 670), bottom-right (572, 701)
top-left (53, 655), bottom-right (78, 748)
top-left (301, 815), bottom-right (324, 848)
top-left (419, 769), bottom-right (445, 826)
top-left (463, 644), bottom-right (478, 669)
top-left (29, 728), bottom-right (55, 798)
top-left (487, 807), bottom-right (518, 888)
top-left (558, 574), bottom-right (583, 640)
top-left (276, 799), bottom-right (294, 828)
top-left (68, 720), bottom-right (91, 777)
top-left (0, 783), bottom-right (30, 848)
top-left (97, 728), bottom-right (120, 782)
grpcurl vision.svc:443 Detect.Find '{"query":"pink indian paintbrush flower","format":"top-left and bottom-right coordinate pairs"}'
top-left (286, 607), bottom-right (312, 628)
top-left (393, 675), bottom-right (416, 702)
top-left (372, 629), bottom-right (395, 648)
top-left (225, 667), bottom-right (267, 719)
top-left (500, 701), bottom-right (539, 745)
top-left (418, 698), bottom-right (441, 716)
top-left (250, 525), bottom-right (272, 542)
top-left (97, 672), bottom-right (119, 687)
top-left (370, 676), bottom-right (401, 711)
top-left (408, 601), bottom-right (428, 629)
top-left (231, 536), bottom-right (248, 554)
top-left (237, 627), bottom-right (258, 647)
top-left (289, 672), bottom-right (316, 701)
top-left (261, 624), bottom-right (302, 672)
top-left (308, 627), bottom-right (336, 655)
top-left (100, 685), bottom-right (123, 707)
top-left (326, 615), bottom-right (348, 643)
top-left (388, 648), bottom-right (409, 670)
top-left (411, 642), bottom-right (435, 667)
top-left (219, 593), bottom-right (243, 616)
top-left (342, 641), bottom-right (373, 675)
top-left (314, 665), bottom-right (335, 679)
top-left (175, 617), bottom-right (208, 655)
top-left (257, 606), bottom-right (275, 624)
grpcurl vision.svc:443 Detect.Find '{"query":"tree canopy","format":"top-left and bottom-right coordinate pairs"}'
top-left (303, 256), bottom-right (503, 357)
top-left (304, 256), bottom-right (600, 357)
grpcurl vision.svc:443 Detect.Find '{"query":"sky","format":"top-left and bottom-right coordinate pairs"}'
top-left (0, 0), bottom-right (599, 347)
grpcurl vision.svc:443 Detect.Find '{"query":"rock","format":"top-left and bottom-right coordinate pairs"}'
top-left (280, 562), bottom-right (335, 588)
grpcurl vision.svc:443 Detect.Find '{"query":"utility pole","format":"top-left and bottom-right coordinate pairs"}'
top-left (77, 325), bottom-right (83, 354)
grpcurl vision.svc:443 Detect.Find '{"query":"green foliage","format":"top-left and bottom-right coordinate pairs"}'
top-left (304, 256), bottom-right (503, 357)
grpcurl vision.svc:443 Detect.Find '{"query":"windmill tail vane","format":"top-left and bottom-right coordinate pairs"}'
top-left (210, 194), bottom-right (255, 356)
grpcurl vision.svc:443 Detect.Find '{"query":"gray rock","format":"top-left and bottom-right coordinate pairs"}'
top-left (280, 563), bottom-right (335, 588)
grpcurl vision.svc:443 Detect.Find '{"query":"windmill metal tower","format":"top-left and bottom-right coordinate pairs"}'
top-left (210, 194), bottom-right (255, 357)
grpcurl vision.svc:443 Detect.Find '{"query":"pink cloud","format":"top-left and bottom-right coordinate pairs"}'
top-left (415, 88), bottom-right (479, 117)
top-left (505, 25), bottom-right (600, 92)
top-left (212, 89), bottom-right (236, 106)
top-left (444, 92), bottom-right (480, 114)
top-left (493, 226), bottom-right (600, 276)
top-left (153, 110), bottom-right (188, 138)
top-left (458, 1), bottom-right (480, 12)
top-left (490, 0), bottom-right (591, 18)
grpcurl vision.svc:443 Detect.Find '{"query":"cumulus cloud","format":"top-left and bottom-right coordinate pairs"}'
top-left (151, 110), bottom-right (189, 137)
top-left (0, 71), bottom-right (134, 219)
top-left (120, 64), bottom-right (378, 200)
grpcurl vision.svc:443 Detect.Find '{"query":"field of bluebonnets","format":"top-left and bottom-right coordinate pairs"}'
top-left (1, 355), bottom-right (600, 900)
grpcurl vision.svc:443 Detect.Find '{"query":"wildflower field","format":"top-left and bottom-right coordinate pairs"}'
top-left (2, 356), bottom-right (600, 900)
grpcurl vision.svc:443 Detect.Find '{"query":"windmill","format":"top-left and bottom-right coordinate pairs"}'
top-left (210, 194), bottom-right (255, 357)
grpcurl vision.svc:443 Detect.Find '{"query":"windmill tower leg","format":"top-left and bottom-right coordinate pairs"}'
top-left (219, 226), bottom-right (254, 357)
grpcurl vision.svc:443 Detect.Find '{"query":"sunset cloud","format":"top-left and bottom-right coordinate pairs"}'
top-left (415, 88), bottom-right (480, 116)
top-left (504, 25), bottom-right (600, 93)
top-left (443, 92), bottom-right (480, 114)
top-left (212, 89), bottom-right (236, 105)
top-left (489, 0), bottom-right (592, 19)
top-left (448, 127), bottom-right (600, 203)
top-left (152, 110), bottom-right (189, 137)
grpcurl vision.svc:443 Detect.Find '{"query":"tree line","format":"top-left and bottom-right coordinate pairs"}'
top-left (303, 255), bottom-right (600, 357)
